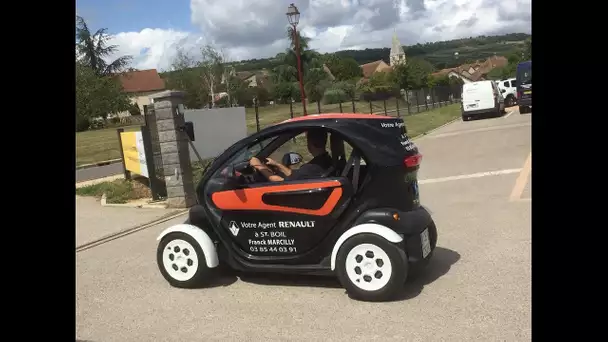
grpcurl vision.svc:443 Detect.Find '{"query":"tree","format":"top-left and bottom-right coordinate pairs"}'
top-left (392, 57), bottom-right (435, 90)
top-left (523, 37), bottom-right (531, 60)
top-left (226, 74), bottom-right (248, 106)
top-left (272, 82), bottom-right (296, 104)
top-left (164, 48), bottom-right (208, 109)
top-left (271, 64), bottom-right (297, 84)
top-left (284, 27), bottom-right (317, 79)
top-left (304, 56), bottom-right (331, 110)
top-left (76, 16), bottom-right (133, 76)
top-left (324, 54), bottom-right (363, 81)
top-left (198, 44), bottom-right (227, 107)
top-left (76, 62), bottom-right (131, 131)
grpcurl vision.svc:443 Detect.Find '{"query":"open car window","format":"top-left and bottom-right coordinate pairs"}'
top-left (268, 132), bottom-right (312, 170)
top-left (211, 135), bottom-right (277, 177)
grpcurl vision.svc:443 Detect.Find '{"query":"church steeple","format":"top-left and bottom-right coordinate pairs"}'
top-left (390, 29), bottom-right (406, 66)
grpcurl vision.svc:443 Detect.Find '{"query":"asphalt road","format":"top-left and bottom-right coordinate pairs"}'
top-left (76, 109), bottom-right (531, 341)
top-left (76, 162), bottom-right (123, 182)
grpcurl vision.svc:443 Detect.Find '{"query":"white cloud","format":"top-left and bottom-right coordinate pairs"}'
top-left (105, 29), bottom-right (204, 71)
top-left (106, 0), bottom-right (531, 71)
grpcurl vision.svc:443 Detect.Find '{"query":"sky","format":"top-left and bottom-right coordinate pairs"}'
top-left (75, 0), bottom-right (532, 72)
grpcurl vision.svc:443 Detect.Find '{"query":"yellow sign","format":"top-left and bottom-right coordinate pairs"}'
top-left (120, 131), bottom-right (149, 177)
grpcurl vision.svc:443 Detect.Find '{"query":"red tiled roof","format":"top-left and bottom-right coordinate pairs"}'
top-left (360, 60), bottom-right (384, 78)
top-left (431, 56), bottom-right (509, 81)
top-left (118, 69), bottom-right (165, 93)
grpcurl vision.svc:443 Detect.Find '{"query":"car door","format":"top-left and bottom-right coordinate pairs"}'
top-left (206, 131), bottom-right (354, 258)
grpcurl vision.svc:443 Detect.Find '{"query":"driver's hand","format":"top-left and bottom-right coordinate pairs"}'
top-left (249, 157), bottom-right (263, 167)
top-left (265, 157), bottom-right (278, 166)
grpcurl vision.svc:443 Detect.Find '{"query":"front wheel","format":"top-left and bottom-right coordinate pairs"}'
top-left (335, 234), bottom-right (407, 302)
top-left (157, 232), bottom-right (215, 288)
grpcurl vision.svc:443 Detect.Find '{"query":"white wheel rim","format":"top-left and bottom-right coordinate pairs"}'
top-left (345, 243), bottom-right (393, 292)
top-left (162, 239), bottom-right (198, 282)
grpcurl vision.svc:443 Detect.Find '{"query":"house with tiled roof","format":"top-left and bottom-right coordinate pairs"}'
top-left (360, 60), bottom-right (392, 78)
top-left (357, 31), bottom-right (406, 85)
top-left (117, 69), bottom-right (166, 115)
top-left (432, 56), bottom-right (508, 83)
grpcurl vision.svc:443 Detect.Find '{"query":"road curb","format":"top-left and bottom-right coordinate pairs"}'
top-left (411, 116), bottom-right (461, 140)
top-left (76, 159), bottom-right (122, 170)
top-left (76, 175), bottom-right (124, 189)
top-left (76, 209), bottom-right (188, 253)
top-left (100, 193), bottom-right (169, 209)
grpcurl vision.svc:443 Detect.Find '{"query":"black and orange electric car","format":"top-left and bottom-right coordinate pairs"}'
top-left (156, 113), bottom-right (438, 301)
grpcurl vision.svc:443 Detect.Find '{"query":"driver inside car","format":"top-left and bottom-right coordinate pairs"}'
top-left (249, 128), bottom-right (333, 182)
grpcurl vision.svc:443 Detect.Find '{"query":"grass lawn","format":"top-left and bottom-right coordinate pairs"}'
top-left (403, 103), bottom-right (460, 138)
top-left (76, 102), bottom-right (459, 166)
top-left (75, 177), bottom-right (151, 203)
top-left (76, 125), bottom-right (139, 166)
top-left (76, 103), bottom-right (460, 201)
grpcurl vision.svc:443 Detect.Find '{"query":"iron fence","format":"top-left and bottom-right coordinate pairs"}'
top-left (252, 84), bottom-right (462, 133)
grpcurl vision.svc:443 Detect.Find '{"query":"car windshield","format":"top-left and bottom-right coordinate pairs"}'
top-left (226, 136), bottom-right (277, 165)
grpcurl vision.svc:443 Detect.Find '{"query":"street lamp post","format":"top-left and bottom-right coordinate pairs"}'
top-left (454, 51), bottom-right (462, 100)
top-left (286, 3), bottom-right (307, 116)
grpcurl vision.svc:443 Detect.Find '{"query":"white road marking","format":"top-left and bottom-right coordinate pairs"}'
top-left (509, 152), bottom-right (532, 202)
top-left (503, 110), bottom-right (514, 118)
top-left (419, 168), bottom-right (522, 185)
top-left (425, 122), bottom-right (531, 140)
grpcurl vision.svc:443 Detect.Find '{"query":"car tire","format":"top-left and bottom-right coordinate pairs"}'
top-left (157, 232), bottom-right (214, 288)
top-left (505, 96), bottom-right (514, 107)
top-left (462, 115), bottom-right (470, 121)
top-left (335, 233), bottom-right (408, 302)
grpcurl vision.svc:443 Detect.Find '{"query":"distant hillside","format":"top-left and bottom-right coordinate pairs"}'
top-left (160, 33), bottom-right (531, 78)
top-left (335, 33), bottom-right (530, 69)
top-left (231, 33), bottom-right (530, 72)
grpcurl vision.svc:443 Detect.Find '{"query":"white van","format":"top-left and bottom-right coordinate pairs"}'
top-left (497, 78), bottom-right (517, 107)
top-left (461, 80), bottom-right (505, 121)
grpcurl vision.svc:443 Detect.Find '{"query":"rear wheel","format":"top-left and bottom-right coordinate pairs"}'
top-left (519, 106), bottom-right (529, 114)
top-left (157, 232), bottom-right (215, 288)
top-left (505, 95), bottom-right (515, 107)
top-left (336, 234), bottom-right (407, 302)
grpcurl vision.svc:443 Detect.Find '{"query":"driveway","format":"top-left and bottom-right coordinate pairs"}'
top-left (76, 110), bottom-right (531, 341)
top-left (76, 162), bottom-right (124, 183)
top-left (76, 196), bottom-right (181, 248)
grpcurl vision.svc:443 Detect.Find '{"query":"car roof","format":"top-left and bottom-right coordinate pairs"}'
top-left (280, 113), bottom-right (395, 124)
top-left (464, 80), bottom-right (492, 86)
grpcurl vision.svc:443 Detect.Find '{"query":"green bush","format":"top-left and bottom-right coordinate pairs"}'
top-left (128, 103), bottom-right (142, 116)
top-left (76, 179), bottom-right (134, 204)
top-left (76, 116), bottom-right (90, 132)
top-left (332, 81), bottom-right (356, 99)
top-left (323, 88), bottom-right (348, 105)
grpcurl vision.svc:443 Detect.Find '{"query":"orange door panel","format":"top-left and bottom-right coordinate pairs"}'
top-left (211, 180), bottom-right (343, 216)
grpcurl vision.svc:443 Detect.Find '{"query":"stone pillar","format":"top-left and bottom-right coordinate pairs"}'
top-left (151, 90), bottom-right (197, 208)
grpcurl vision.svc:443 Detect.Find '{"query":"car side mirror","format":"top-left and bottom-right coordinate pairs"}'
top-left (501, 89), bottom-right (506, 93)
top-left (281, 152), bottom-right (303, 167)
